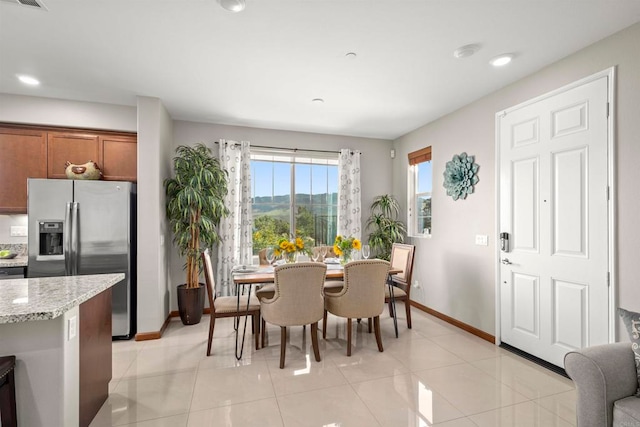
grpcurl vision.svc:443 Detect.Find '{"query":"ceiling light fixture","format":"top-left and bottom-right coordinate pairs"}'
top-left (489, 54), bottom-right (514, 67)
top-left (17, 74), bottom-right (40, 86)
top-left (312, 98), bottom-right (324, 104)
top-left (345, 52), bottom-right (357, 59)
top-left (217, 0), bottom-right (245, 12)
top-left (453, 44), bottom-right (480, 59)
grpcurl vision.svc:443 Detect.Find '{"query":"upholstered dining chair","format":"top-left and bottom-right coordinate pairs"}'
top-left (258, 262), bottom-right (327, 369)
top-left (323, 259), bottom-right (390, 356)
top-left (202, 248), bottom-right (261, 356)
top-left (386, 243), bottom-right (416, 329)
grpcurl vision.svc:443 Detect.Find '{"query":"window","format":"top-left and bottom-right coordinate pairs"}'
top-left (408, 146), bottom-right (432, 236)
top-left (251, 150), bottom-right (339, 255)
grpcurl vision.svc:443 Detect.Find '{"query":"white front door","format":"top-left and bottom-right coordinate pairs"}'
top-left (498, 72), bottom-right (612, 367)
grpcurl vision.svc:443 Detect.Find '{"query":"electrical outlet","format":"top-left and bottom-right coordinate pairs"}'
top-left (475, 235), bottom-right (488, 246)
top-left (68, 316), bottom-right (77, 340)
top-left (413, 280), bottom-right (420, 288)
top-left (10, 226), bottom-right (27, 237)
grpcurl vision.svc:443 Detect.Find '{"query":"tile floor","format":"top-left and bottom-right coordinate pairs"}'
top-left (89, 308), bottom-right (577, 427)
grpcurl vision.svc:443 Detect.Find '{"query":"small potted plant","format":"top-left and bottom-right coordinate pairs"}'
top-left (165, 143), bottom-right (229, 325)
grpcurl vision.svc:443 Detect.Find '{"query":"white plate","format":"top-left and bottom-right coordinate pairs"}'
top-left (233, 265), bottom-right (259, 273)
top-left (324, 258), bottom-right (340, 264)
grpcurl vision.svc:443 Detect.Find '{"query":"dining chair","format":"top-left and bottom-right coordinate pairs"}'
top-left (258, 262), bottom-right (327, 369)
top-left (386, 243), bottom-right (416, 329)
top-left (202, 248), bottom-right (261, 356)
top-left (323, 259), bottom-right (390, 356)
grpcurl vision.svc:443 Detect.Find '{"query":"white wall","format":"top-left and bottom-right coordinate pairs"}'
top-left (393, 22), bottom-right (640, 340)
top-left (136, 96), bottom-right (173, 334)
top-left (167, 120), bottom-right (393, 310)
top-left (0, 93), bottom-right (136, 132)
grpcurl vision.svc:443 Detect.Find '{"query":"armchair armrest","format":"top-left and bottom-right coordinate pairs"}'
top-left (564, 343), bottom-right (638, 427)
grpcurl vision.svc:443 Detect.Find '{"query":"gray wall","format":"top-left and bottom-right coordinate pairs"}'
top-left (393, 22), bottom-right (640, 340)
top-left (136, 96), bottom-right (173, 334)
top-left (168, 120), bottom-right (393, 310)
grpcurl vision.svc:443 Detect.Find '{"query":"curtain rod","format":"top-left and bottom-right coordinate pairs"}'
top-left (215, 141), bottom-right (356, 155)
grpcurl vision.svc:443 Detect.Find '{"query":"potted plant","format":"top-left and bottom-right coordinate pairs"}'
top-left (365, 195), bottom-right (407, 261)
top-left (165, 143), bottom-right (229, 325)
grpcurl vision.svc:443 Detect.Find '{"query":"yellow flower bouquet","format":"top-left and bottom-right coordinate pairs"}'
top-left (333, 235), bottom-right (361, 265)
top-left (273, 235), bottom-right (312, 263)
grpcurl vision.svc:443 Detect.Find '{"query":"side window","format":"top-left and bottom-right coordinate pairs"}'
top-left (408, 146), bottom-right (432, 236)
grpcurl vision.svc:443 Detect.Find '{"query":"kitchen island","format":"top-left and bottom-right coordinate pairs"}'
top-left (0, 273), bottom-right (123, 427)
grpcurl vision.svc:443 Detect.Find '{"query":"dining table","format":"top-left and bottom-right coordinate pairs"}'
top-left (232, 262), bottom-right (403, 359)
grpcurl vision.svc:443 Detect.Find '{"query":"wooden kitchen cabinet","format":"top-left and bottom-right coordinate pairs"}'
top-left (47, 131), bottom-right (100, 179)
top-left (0, 127), bottom-right (47, 213)
top-left (101, 134), bottom-right (137, 181)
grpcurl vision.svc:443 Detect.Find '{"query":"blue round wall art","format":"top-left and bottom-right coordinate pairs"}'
top-left (443, 152), bottom-right (479, 200)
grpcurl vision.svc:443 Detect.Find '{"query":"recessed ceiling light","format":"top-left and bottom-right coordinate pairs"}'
top-left (218, 0), bottom-right (245, 12)
top-left (489, 54), bottom-right (514, 67)
top-left (453, 44), bottom-right (480, 59)
top-left (345, 52), bottom-right (357, 59)
top-left (312, 98), bottom-right (324, 104)
top-left (17, 75), bottom-right (40, 86)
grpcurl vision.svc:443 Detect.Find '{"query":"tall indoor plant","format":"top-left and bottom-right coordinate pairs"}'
top-left (165, 143), bottom-right (229, 325)
top-left (366, 194), bottom-right (406, 261)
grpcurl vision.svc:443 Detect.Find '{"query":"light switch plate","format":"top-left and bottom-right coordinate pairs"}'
top-left (10, 226), bottom-right (27, 237)
top-left (475, 235), bottom-right (488, 246)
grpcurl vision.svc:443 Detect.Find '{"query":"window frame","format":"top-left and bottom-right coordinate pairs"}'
top-left (250, 149), bottom-right (339, 253)
top-left (407, 146), bottom-right (432, 237)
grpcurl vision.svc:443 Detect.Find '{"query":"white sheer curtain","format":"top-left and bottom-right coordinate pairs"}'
top-left (338, 149), bottom-right (362, 240)
top-left (216, 140), bottom-right (253, 296)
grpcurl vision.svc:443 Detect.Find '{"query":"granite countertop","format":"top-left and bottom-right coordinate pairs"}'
top-left (0, 273), bottom-right (124, 324)
top-left (0, 255), bottom-right (28, 268)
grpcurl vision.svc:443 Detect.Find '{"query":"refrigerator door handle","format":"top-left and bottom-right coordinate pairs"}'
top-left (71, 202), bottom-right (79, 275)
top-left (64, 202), bottom-right (72, 275)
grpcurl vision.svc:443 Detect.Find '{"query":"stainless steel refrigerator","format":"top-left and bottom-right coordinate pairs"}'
top-left (27, 178), bottom-right (136, 339)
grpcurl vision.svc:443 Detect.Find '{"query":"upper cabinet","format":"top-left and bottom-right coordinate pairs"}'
top-left (0, 127), bottom-right (48, 213)
top-left (0, 124), bottom-right (137, 214)
top-left (101, 135), bottom-right (137, 181)
top-left (48, 132), bottom-right (100, 179)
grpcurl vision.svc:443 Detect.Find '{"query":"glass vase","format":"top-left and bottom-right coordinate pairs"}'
top-left (339, 250), bottom-right (352, 265)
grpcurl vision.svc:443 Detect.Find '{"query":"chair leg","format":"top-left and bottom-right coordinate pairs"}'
top-left (405, 299), bottom-right (412, 329)
top-left (347, 318), bottom-right (352, 357)
top-left (207, 314), bottom-right (215, 356)
top-left (374, 316), bottom-right (383, 352)
top-left (368, 318), bottom-right (372, 333)
top-left (279, 326), bottom-right (287, 369)
top-left (323, 310), bottom-right (328, 339)
top-left (388, 300), bottom-right (395, 318)
top-left (261, 318), bottom-right (266, 349)
top-left (253, 314), bottom-right (260, 350)
top-left (311, 322), bottom-right (321, 362)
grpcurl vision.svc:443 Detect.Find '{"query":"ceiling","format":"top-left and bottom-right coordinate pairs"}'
top-left (1, 1), bottom-right (639, 140)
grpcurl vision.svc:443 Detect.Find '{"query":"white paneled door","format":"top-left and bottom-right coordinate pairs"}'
top-left (498, 73), bottom-right (611, 367)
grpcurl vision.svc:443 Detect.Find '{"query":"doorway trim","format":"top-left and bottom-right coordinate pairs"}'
top-left (494, 67), bottom-right (616, 346)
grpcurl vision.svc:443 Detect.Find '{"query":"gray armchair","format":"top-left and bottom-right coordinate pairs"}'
top-left (564, 343), bottom-right (640, 427)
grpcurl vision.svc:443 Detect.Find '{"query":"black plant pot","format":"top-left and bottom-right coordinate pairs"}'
top-left (177, 283), bottom-right (205, 325)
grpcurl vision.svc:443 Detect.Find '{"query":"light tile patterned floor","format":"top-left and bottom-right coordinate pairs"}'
top-left (90, 308), bottom-right (576, 426)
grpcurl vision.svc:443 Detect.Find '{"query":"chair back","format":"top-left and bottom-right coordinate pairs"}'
top-left (342, 259), bottom-right (390, 318)
top-left (202, 248), bottom-right (217, 314)
top-left (258, 248), bottom-right (270, 265)
top-left (390, 243), bottom-right (415, 289)
top-left (266, 262), bottom-right (327, 326)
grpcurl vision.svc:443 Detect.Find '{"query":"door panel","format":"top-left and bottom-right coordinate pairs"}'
top-left (499, 75), bottom-right (610, 367)
top-left (552, 147), bottom-right (587, 256)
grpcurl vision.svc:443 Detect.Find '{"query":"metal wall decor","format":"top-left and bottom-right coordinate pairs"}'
top-left (443, 152), bottom-right (479, 200)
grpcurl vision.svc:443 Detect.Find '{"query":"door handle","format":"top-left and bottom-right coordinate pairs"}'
top-left (501, 258), bottom-right (512, 265)
top-left (71, 202), bottom-right (79, 275)
top-left (64, 203), bottom-right (72, 275)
